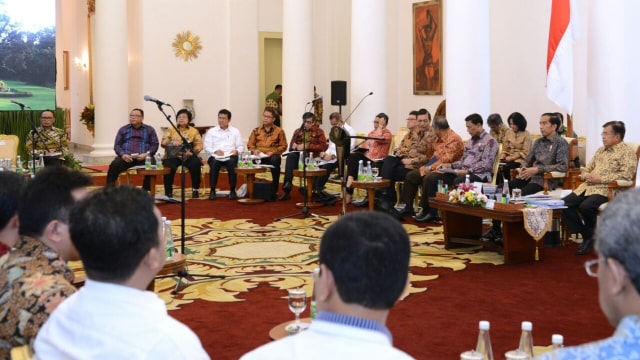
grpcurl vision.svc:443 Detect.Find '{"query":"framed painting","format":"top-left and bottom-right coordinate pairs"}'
top-left (413, 0), bottom-right (442, 95)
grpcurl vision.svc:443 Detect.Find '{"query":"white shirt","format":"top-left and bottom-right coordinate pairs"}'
top-left (240, 319), bottom-right (414, 360)
top-left (34, 280), bottom-right (210, 360)
top-left (203, 125), bottom-right (243, 157)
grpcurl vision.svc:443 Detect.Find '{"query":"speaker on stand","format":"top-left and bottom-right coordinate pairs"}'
top-left (331, 80), bottom-right (347, 114)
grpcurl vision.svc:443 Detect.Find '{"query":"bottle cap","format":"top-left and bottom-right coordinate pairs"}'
top-left (521, 321), bottom-right (532, 331)
top-left (478, 320), bottom-right (490, 330)
top-left (551, 334), bottom-right (563, 344)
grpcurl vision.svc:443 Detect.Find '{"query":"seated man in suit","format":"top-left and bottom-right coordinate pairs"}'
top-left (0, 167), bottom-right (93, 357)
top-left (241, 212), bottom-right (413, 359)
top-left (247, 107), bottom-right (288, 196)
top-left (204, 108), bottom-right (244, 200)
top-left (415, 113), bottom-right (498, 223)
top-left (106, 108), bottom-right (160, 191)
top-left (563, 121), bottom-right (637, 255)
top-left (34, 186), bottom-right (209, 359)
top-left (482, 112), bottom-right (569, 242)
top-left (536, 189), bottom-right (640, 359)
top-left (278, 112), bottom-right (328, 201)
top-left (25, 109), bottom-right (68, 167)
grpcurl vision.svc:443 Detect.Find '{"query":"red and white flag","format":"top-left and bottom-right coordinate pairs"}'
top-left (546, 0), bottom-right (574, 114)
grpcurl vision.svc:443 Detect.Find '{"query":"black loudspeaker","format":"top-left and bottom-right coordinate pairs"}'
top-left (331, 80), bottom-right (347, 106)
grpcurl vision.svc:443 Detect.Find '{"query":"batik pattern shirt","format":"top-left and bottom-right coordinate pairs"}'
top-left (535, 315), bottom-right (640, 360)
top-left (161, 126), bottom-right (203, 159)
top-left (452, 131), bottom-right (499, 182)
top-left (490, 124), bottom-right (509, 144)
top-left (0, 236), bottom-right (76, 358)
top-left (426, 129), bottom-right (464, 172)
top-left (113, 124), bottom-right (159, 157)
top-left (247, 126), bottom-right (288, 155)
top-left (524, 134), bottom-right (569, 188)
top-left (25, 126), bottom-right (68, 156)
top-left (573, 142), bottom-right (637, 197)
top-left (501, 129), bottom-right (532, 165)
top-left (361, 128), bottom-right (393, 161)
top-left (288, 127), bottom-right (328, 157)
top-left (395, 131), bottom-right (432, 169)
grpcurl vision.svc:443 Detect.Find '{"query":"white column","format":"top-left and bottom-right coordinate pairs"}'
top-left (587, 1), bottom-right (640, 159)
top-left (89, 0), bottom-right (129, 160)
top-left (350, 0), bottom-right (387, 132)
top-left (444, 0), bottom-right (490, 137)
top-left (282, 0), bottom-right (314, 138)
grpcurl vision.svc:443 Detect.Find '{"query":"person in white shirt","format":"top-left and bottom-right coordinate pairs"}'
top-left (33, 186), bottom-right (210, 360)
top-left (241, 212), bottom-right (414, 360)
top-left (203, 108), bottom-right (244, 200)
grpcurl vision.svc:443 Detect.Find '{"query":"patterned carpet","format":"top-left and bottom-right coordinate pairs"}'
top-left (149, 216), bottom-right (504, 310)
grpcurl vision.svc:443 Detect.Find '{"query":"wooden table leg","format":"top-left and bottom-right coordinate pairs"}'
top-left (147, 175), bottom-right (157, 194)
top-left (238, 173), bottom-right (264, 204)
top-left (367, 189), bottom-right (376, 211)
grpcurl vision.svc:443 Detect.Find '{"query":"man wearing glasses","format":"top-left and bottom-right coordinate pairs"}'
top-left (25, 109), bottom-right (68, 167)
top-left (562, 121), bottom-right (637, 255)
top-left (536, 189), bottom-right (640, 359)
top-left (106, 108), bottom-right (160, 191)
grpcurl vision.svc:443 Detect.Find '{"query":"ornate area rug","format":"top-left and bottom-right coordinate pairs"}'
top-left (153, 216), bottom-right (504, 310)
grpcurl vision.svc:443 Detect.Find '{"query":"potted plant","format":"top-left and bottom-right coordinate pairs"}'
top-left (79, 104), bottom-right (95, 136)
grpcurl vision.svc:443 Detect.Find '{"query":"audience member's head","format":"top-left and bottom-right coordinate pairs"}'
top-left (18, 166), bottom-right (93, 261)
top-left (508, 112), bottom-right (527, 132)
top-left (316, 212), bottom-right (410, 313)
top-left (541, 112), bottom-right (561, 134)
top-left (263, 107), bottom-right (280, 126)
top-left (329, 112), bottom-right (343, 127)
top-left (69, 185), bottom-right (164, 287)
top-left (594, 188), bottom-right (640, 327)
top-left (0, 172), bottom-right (26, 249)
top-left (465, 113), bottom-right (484, 138)
top-left (376, 113), bottom-right (389, 128)
top-left (602, 120), bottom-right (626, 141)
top-left (487, 113), bottom-right (503, 133)
top-left (417, 108), bottom-right (432, 132)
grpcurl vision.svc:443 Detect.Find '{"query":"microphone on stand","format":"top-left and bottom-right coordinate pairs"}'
top-left (10, 99), bottom-right (30, 109)
top-left (307, 95), bottom-right (323, 104)
top-left (144, 95), bottom-right (171, 107)
top-left (343, 91), bottom-right (373, 123)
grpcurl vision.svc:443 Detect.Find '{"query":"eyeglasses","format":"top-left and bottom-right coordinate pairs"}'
top-left (41, 117), bottom-right (54, 120)
top-left (601, 132), bottom-right (615, 137)
top-left (584, 259), bottom-right (599, 277)
top-left (129, 114), bottom-right (142, 118)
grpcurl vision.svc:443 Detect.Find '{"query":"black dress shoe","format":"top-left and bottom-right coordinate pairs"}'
top-left (192, 190), bottom-right (199, 198)
top-left (229, 191), bottom-right (237, 200)
top-left (399, 208), bottom-right (416, 217)
top-left (282, 182), bottom-right (293, 192)
top-left (480, 227), bottom-right (502, 242)
top-left (415, 212), bottom-right (438, 223)
top-left (278, 192), bottom-right (291, 201)
top-left (576, 238), bottom-right (594, 255)
top-left (208, 191), bottom-right (216, 200)
top-left (165, 192), bottom-right (173, 198)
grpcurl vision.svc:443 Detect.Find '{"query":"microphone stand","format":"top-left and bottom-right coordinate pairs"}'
top-left (13, 102), bottom-right (39, 175)
top-left (151, 103), bottom-right (224, 294)
top-left (276, 123), bottom-right (327, 221)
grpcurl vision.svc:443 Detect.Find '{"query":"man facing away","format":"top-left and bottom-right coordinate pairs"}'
top-left (106, 108), bottom-right (160, 191)
top-left (563, 121), bottom-right (637, 255)
top-left (535, 188), bottom-right (640, 359)
top-left (0, 167), bottom-right (93, 357)
top-left (25, 109), bottom-right (68, 167)
top-left (34, 186), bottom-right (209, 359)
top-left (204, 108), bottom-right (244, 200)
top-left (0, 172), bottom-right (26, 256)
top-left (313, 111), bottom-right (354, 199)
top-left (241, 212), bottom-right (414, 359)
top-left (247, 107), bottom-right (288, 196)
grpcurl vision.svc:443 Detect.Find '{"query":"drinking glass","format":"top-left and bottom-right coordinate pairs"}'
top-left (254, 157), bottom-right (261, 167)
top-left (287, 288), bottom-right (307, 325)
top-left (371, 167), bottom-right (380, 181)
top-left (305, 157), bottom-right (314, 170)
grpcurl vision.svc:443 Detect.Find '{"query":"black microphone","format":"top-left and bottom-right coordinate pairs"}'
top-left (343, 91), bottom-right (374, 123)
top-left (10, 99), bottom-right (29, 109)
top-left (307, 95), bottom-right (323, 104)
top-left (144, 95), bottom-right (171, 106)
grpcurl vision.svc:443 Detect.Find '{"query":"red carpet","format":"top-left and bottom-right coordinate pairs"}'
top-left (93, 172), bottom-right (611, 358)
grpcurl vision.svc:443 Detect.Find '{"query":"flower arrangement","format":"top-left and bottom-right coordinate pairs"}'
top-left (448, 183), bottom-right (488, 207)
top-left (79, 104), bottom-right (95, 126)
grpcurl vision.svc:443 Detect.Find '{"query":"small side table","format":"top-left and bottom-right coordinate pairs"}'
top-left (135, 167), bottom-right (171, 195)
top-left (351, 179), bottom-right (390, 211)
top-left (236, 166), bottom-right (268, 204)
top-left (293, 168), bottom-right (327, 208)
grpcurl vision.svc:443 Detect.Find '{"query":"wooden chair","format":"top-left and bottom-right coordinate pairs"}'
top-left (603, 141), bottom-right (640, 202)
top-left (491, 144), bottom-right (503, 185)
top-left (542, 136), bottom-right (579, 194)
top-left (10, 345), bottom-right (33, 360)
top-left (0, 134), bottom-right (19, 166)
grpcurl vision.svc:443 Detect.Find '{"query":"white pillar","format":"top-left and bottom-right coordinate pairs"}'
top-left (444, 0), bottom-right (490, 137)
top-left (89, 0), bottom-right (129, 160)
top-left (350, 0), bottom-right (387, 132)
top-left (282, 0), bottom-right (314, 138)
top-left (587, 1), bottom-right (640, 159)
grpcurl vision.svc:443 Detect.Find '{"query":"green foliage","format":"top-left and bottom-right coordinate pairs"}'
top-left (0, 108), bottom-right (66, 161)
